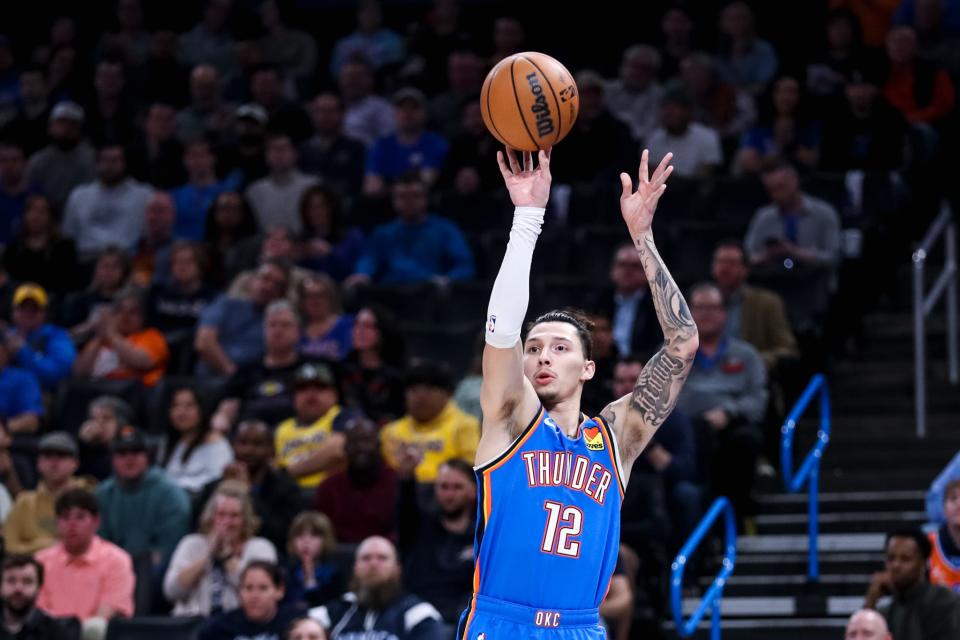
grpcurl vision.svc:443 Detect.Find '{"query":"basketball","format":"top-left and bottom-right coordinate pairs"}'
top-left (480, 52), bottom-right (579, 152)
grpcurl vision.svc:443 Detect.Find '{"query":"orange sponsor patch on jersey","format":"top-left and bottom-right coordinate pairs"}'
top-left (583, 426), bottom-right (604, 451)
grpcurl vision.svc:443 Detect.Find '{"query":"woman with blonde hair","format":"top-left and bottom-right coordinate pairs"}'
top-left (164, 480), bottom-right (278, 615)
top-left (284, 511), bottom-right (344, 607)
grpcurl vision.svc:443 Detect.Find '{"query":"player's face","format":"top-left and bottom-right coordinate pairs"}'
top-left (523, 322), bottom-right (595, 405)
top-left (945, 485), bottom-right (960, 527)
top-left (885, 537), bottom-right (925, 591)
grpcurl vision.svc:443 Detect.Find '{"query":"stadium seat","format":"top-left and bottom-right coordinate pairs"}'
top-left (708, 176), bottom-right (768, 228)
top-left (353, 283), bottom-right (440, 325)
top-left (403, 322), bottom-right (478, 378)
top-left (437, 280), bottom-right (491, 325)
top-left (105, 616), bottom-right (204, 640)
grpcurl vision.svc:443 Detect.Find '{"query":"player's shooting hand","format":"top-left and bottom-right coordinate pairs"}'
top-left (497, 146), bottom-right (552, 208)
top-left (619, 149), bottom-right (673, 239)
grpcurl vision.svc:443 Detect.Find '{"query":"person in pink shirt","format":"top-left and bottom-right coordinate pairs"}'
top-left (35, 487), bottom-right (135, 640)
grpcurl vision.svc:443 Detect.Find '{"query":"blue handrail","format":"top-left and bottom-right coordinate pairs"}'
top-left (780, 373), bottom-right (831, 582)
top-left (670, 497), bottom-right (737, 639)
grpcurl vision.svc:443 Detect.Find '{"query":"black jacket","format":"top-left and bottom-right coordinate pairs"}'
top-left (312, 592), bottom-right (447, 640)
top-left (588, 286), bottom-right (663, 358)
top-left (0, 609), bottom-right (79, 640)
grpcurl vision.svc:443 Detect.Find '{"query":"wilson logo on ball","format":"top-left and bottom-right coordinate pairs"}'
top-left (526, 72), bottom-right (554, 137)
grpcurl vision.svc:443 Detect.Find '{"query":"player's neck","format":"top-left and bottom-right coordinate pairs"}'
top-left (545, 396), bottom-right (585, 438)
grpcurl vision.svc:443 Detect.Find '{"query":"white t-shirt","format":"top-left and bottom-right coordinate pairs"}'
top-left (645, 123), bottom-right (723, 178)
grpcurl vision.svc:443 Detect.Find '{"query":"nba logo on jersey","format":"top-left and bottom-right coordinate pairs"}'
top-left (487, 315), bottom-right (497, 333)
top-left (583, 426), bottom-right (604, 451)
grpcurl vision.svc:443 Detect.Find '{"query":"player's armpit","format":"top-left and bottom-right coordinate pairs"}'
top-left (479, 342), bottom-right (539, 436)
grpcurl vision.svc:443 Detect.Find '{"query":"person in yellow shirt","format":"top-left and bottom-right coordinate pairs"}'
top-left (382, 360), bottom-right (480, 484)
top-left (4, 432), bottom-right (94, 554)
top-left (274, 363), bottom-right (346, 489)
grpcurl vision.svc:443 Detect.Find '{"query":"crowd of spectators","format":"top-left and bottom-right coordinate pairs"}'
top-left (0, 0), bottom-right (955, 638)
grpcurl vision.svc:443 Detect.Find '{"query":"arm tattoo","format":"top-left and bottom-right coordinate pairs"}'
top-left (638, 234), bottom-right (697, 343)
top-left (629, 349), bottom-right (689, 428)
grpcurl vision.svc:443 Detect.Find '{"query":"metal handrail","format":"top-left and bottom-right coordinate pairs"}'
top-left (670, 497), bottom-right (737, 639)
top-left (913, 204), bottom-right (958, 438)
top-left (780, 373), bottom-right (831, 581)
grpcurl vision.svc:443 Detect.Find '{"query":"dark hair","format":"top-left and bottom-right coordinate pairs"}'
top-left (2, 555), bottom-right (44, 586)
top-left (439, 458), bottom-right (477, 486)
top-left (55, 488), bottom-right (100, 517)
top-left (405, 359), bottom-right (454, 392)
top-left (886, 528), bottom-right (932, 559)
top-left (352, 303), bottom-right (406, 367)
top-left (249, 62), bottom-right (282, 81)
top-left (760, 160), bottom-right (798, 177)
top-left (755, 75), bottom-right (816, 129)
top-left (241, 560), bottom-right (285, 587)
top-left (526, 308), bottom-right (595, 360)
top-left (614, 354), bottom-right (647, 369)
top-left (163, 385), bottom-right (214, 468)
top-left (203, 191), bottom-right (259, 245)
top-left (93, 246), bottom-right (131, 288)
top-left (687, 281), bottom-right (723, 301)
top-left (299, 184), bottom-right (345, 243)
top-left (392, 171), bottom-right (428, 190)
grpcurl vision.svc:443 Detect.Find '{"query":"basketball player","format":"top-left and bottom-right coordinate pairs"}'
top-left (457, 147), bottom-right (699, 640)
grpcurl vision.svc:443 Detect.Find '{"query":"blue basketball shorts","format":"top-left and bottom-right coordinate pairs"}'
top-left (456, 594), bottom-right (606, 639)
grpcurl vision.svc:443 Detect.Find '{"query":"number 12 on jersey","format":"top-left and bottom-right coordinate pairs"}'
top-left (541, 500), bottom-right (583, 558)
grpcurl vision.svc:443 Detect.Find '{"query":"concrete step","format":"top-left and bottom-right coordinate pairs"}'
top-left (737, 533), bottom-right (884, 555)
top-left (678, 595), bottom-right (863, 618)
top-left (756, 491), bottom-right (924, 516)
top-left (734, 552), bottom-right (882, 577)
top-left (702, 574), bottom-right (870, 598)
top-left (754, 510), bottom-right (926, 535)
top-left (667, 618), bottom-right (846, 640)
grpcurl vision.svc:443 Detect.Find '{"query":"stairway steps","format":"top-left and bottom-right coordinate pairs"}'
top-left (669, 618), bottom-right (845, 640)
top-left (754, 511), bottom-right (926, 535)
top-left (756, 491), bottom-right (923, 516)
top-left (735, 552), bottom-right (882, 576)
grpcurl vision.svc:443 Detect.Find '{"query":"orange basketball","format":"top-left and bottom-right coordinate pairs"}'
top-left (480, 52), bottom-right (579, 152)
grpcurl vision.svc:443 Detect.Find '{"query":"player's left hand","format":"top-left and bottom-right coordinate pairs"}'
top-left (619, 149), bottom-right (673, 238)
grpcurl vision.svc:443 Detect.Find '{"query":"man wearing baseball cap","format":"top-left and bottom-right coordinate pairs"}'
top-left (4, 431), bottom-right (93, 554)
top-left (5, 283), bottom-right (76, 391)
top-left (25, 100), bottom-right (96, 213)
top-left (94, 426), bottom-right (191, 571)
top-left (274, 362), bottom-right (346, 490)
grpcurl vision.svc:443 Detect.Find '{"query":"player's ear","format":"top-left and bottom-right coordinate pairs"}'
top-left (581, 359), bottom-right (596, 382)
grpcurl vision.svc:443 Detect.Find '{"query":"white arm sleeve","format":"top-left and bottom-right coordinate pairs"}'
top-left (485, 206), bottom-right (545, 348)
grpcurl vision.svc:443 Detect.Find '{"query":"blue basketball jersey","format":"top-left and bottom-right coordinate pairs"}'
top-left (460, 406), bottom-right (625, 636)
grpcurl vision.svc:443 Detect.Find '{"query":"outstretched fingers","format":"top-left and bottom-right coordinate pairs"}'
top-left (538, 148), bottom-right (552, 178)
top-left (619, 172), bottom-right (633, 199)
top-left (652, 152), bottom-right (674, 182)
top-left (639, 148), bottom-right (650, 184)
top-left (505, 146), bottom-right (521, 174)
top-left (523, 151), bottom-right (533, 172)
top-left (649, 164), bottom-right (674, 191)
top-left (496, 151), bottom-right (512, 180)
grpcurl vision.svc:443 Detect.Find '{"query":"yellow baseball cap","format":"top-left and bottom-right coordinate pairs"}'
top-left (13, 283), bottom-right (48, 308)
